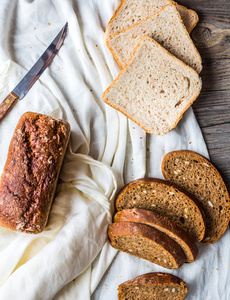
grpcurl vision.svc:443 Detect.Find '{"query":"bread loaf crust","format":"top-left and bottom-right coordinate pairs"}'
top-left (162, 150), bottom-right (230, 243)
top-left (0, 112), bottom-right (70, 234)
top-left (108, 221), bottom-right (186, 269)
top-left (114, 208), bottom-right (198, 263)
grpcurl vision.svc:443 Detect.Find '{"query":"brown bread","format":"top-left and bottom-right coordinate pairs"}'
top-left (115, 178), bottom-right (205, 242)
top-left (105, 0), bottom-right (198, 37)
top-left (162, 150), bottom-right (230, 243)
top-left (103, 36), bottom-right (202, 136)
top-left (0, 112), bottom-right (70, 234)
top-left (108, 221), bottom-right (186, 269)
top-left (106, 4), bottom-right (202, 73)
top-left (114, 208), bottom-right (198, 263)
top-left (118, 272), bottom-right (188, 300)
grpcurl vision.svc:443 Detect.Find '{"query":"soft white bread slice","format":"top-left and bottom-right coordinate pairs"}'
top-left (103, 36), bottom-right (202, 136)
top-left (107, 4), bottom-right (202, 73)
top-left (105, 0), bottom-right (198, 37)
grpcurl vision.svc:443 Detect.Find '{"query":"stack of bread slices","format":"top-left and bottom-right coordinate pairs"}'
top-left (108, 150), bottom-right (230, 299)
top-left (103, 0), bottom-right (202, 136)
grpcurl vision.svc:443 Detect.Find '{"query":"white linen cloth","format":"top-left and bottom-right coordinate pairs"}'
top-left (0, 0), bottom-right (229, 299)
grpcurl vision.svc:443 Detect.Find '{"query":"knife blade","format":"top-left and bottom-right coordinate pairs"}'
top-left (0, 22), bottom-right (68, 123)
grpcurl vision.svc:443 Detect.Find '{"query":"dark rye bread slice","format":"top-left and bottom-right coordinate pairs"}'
top-left (108, 221), bottom-right (186, 269)
top-left (114, 208), bottom-right (198, 263)
top-left (118, 272), bottom-right (188, 300)
top-left (162, 150), bottom-right (230, 244)
top-left (115, 178), bottom-right (205, 242)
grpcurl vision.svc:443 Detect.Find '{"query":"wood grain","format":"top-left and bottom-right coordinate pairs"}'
top-left (177, 0), bottom-right (230, 188)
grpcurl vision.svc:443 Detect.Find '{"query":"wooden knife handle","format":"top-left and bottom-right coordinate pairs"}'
top-left (0, 91), bottom-right (19, 123)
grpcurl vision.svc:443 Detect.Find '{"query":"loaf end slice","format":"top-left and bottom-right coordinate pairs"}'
top-left (114, 208), bottom-right (198, 263)
top-left (105, 0), bottom-right (198, 37)
top-left (107, 4), bottom-right (202, 73)
top-left (0, 112), bottom-right (70, 234)
top-left (118, 272), bottom-right (188, 300)
top-left (103, 35), bottom-right (202, 136)
top-left (162, 150), bottom-right (230, 243)
top-left (108, 221), bottom-right (186, 269)
top-left (115, 178), bottom-right (205, 242)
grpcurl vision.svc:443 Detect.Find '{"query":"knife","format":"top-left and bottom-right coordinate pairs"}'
top-left (0, 22), bottom-right (68, 123)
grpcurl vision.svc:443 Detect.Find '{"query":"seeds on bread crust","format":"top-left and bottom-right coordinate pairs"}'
top-left (162, 150), bottom-right (230, 244)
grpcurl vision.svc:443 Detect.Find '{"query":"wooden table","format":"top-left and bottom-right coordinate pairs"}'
top-left (177, 0), bottom-right (230, 188)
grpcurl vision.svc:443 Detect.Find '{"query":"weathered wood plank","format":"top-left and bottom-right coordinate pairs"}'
top-left (178, 1), bottom-right (230, 188)
top-left (193, 90), bottom-right (230, 127)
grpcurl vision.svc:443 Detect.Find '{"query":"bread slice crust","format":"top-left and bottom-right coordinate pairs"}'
top-left (103, 35), bottom-right (202, 136)
top-left (108, 221), bottom-right (186, 269)
top-left (115, 178), bottom-right (205, 242)
top-left (105, 0), bottom-right (198, 37)
top-left (162, 150), bottom-right (230, 244)
top-left (106, 4), bottom-right (202, 73)
top-left (118, 272), bottom-right (188, 300)
top-left (114, 208), bottom-right (198, 263)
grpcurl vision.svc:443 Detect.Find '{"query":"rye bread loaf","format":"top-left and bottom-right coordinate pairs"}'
top-left (162, 150), bottom-right (230, 244)
top-left (118, 272), bottom-right (188, 300)
top-left (108, 221), bottom-right (186, 269)
top-left (0, 112), bottom-right (70, 234)
top-left (103, 35), bottom-right (202, 136)
top-left (107, 4), bottom-right (202, 73)
top-left (115, 178), bottom-right (205, 242)
top-left (105, 0), bottom-right (198, 37)
top-left (114, 208), bottom-right (198, 263)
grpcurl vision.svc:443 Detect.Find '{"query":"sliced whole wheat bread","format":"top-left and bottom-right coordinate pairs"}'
top-left (162, 150), bottom-right (230, 244)
top-left (115, 178), bottom-right (205, 242)
top-left (105, 0), bottom-right (198, 37)
top-left (118, 272), bottom-right (188, 300)
top-left (114, 208), bottom-right (198, 263)
top-left (106, 4), bottom-right (202, 73)
top-left (103, 35), bottom-right (202, 136)
top-left (108, 221), bottom-right (186, 269)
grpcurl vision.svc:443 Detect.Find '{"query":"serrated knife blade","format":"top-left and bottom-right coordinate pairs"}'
top-left (0, 22), bottom-right (68, 123)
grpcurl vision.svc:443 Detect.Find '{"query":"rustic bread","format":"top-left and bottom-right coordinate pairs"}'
top-left (108, 221), bottom-right (186, 269)
top-left (105, 0), bottom-right (198, 37)
top-left (162, 150), bottom-right (230, 244)
top-left (107, 4), bottom-right (202, 73)
top-left (118, 272), bottom-right (188, 300)
top-left (114, 208), bottom-right (198, 263)
top-left (115, 178), bottom-right (205, 242)
top-left (103, 35), bottom-right (202, 136)
top-left (0, 112), bottom-right (70, 234)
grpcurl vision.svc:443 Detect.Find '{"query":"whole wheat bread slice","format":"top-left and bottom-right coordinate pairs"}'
top-left (106, 4), bottom-right (202, 73)
top-left (108, 221), bottom-right (186, 269)
top-left (118, 272), bottom-right (188, 300)
top-left (103, 35), bottom-right (202, 136)
top-left (105, 0), bottom-right (198, 37)
top-left (115, 178), bottom-right (205, 242)
top-left (162, 150), bottom-right (230, 244)
top-left (114, 208), bottom-right (198, 263)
